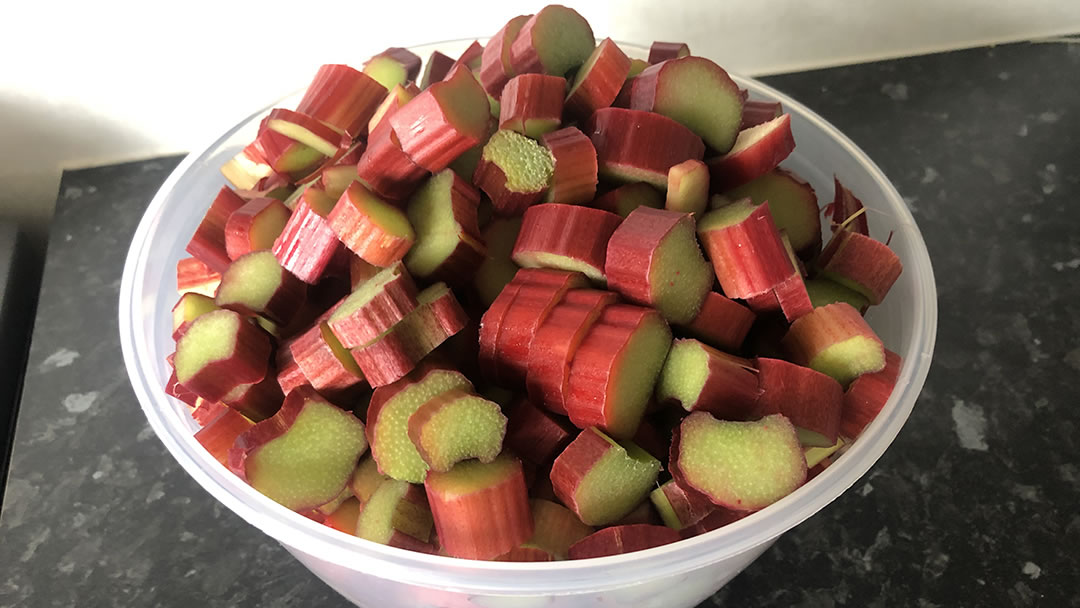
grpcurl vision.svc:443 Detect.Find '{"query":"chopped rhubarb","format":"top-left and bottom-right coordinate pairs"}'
top-left (499, 74), bottom-right (566, 138)
top-left (349, 256), bottom-right (380, 290)
top-left (568, 524), bottom-right (680, 559)
top-left (724, 168), bottom-right (822, 259)
top-left (406, 388), bottom-right (507, 472)
top-left (605, 206), bottom-right (711, 324)
top-left (166, 368), bottom-right (200, 408)
top-left (250, 128), bottom-right (327, 182)
top-left (512, 204), bottom-right (622, 282)
top-left (473, 217), bottom-right (523, 306)
top-left (172, 292), bottom-right (218, 341)
top-left (657, 338), bottom-right (760, 419)
top-left (390, 66), bottom-right (491, 172)
top-left (825, 177), bottom-right (870, 236)
top-left (650, 479), bottom-right (715, 530)
top-left (612, 500), bottom-right (662, 526)
top-left (626, 58), bottom-right (649, 79)
top-left (194, 408), bottom-right (255, 465)
top-left (782, 302), bottom-right (886, 386)
top-left (272, 187), bottom-right (346, 284)
top-left (592, 182), bottom-right (663, 218)
top-left (698, 199), bottom-right (795, 300)
top-left (220, 145), bottom-right (277, 192)
top-left (186, 186), bottom-right (247, 273)
top-left (324, 497), bottom-right (363, 535)
top-left (327, 182), bottom-right (415, 267)
top-left (753, 357), bottom-right (843, 447)
top-left (363, 47), bottom-right (422, 89)
top-left (191, 397), bottom-right (228, 427)
top-left (326, 262), bottom-right (419, 348)
top-left (647, 41), bottom-right (690, 64)
top-left (262, 108), bottom-right (348, 159)
top-left (585, 108), bottom-right (705, 189)
top-left (425, 454), bottom-right (533, 560)
top-left (550, 427), bottom-right (661, 526)
top-left (297, 64), bottom-right (386, 137)
top-left (740, 100), bottom-right (783, 131)
top-left (679, 507), bottom-right (748, 538)
top-left (177, 257), bottom-right (221, 297)
top-left (540, 127), bottom-right (598, 204)
top-left (679, 291), bottom-right (756, 352)
top-left (841, 349), bottom-right (901, 439)
top-left (289, 322), bottom-right (366, 400)
top-left (707, 114), bottom-right (796, 192)
top-left (421, 51), bottom-right (456, 89)
top-left (355, 479), bottom-right (434, 551)
top-left (214, 251), bottom-right (306, 325)
top-left (525, 499), bottom-right (594, 559)
top-left (229, 387), bottom-right (368, 511)
top-left (671, 412), bottom-right (807, 511)
top-left (404, 169), bottom-right (486, 285)
top-left (448, 117), bottom-right (496, 183)
top-left (630, 56), bottom-right (743, 153)
top-left (805, 278), bottom-right (871, 313)
top-left (665, 159), bottom-right (710, 216)
top-left (479, 14), bottom-right (532, 99)
top-left (368, 83), bottom-right (421, 139)
top-left (565, 38), bottom-right (631, 118)
top-left (473, 129), bottom-right (555, 216)
top-left (220, 372), bottom-right (285, 423)
top-left (503, 398), bottom-right (576, 466)
top-left (349, 455), bottom-right (389, 502)
top-left (452, 40), bottom-right (485, 72)
top-left (224, 197), bottom-right (290, 261)
top-left (816, 229), bottom-right (903, 305)
top-left (356, 119), bottom-right (429, 202)
top-left (174, 309), bottom-right (271, 403)
top-left (508, 6), bottom-right (595, 78)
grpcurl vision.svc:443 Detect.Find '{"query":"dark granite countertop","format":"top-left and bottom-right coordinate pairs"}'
top-left (2, 40), bottom-right (1078, 607)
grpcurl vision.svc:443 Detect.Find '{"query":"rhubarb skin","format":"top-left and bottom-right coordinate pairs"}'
top-left (404, 169), bottom-right (486, 285)
top-left (356, 119), bottom-right (429, 203)
top-left (452, 40), bottom-right (485, 72)
top-left (191, 398), bottom-right (228, 427)
top-left (647, 41), bottom-right (690, 64)
top-left (564, 305), bottom-right (673, 439)
top-left (592, 182), bottom-right (663, 218)
top-left (297, 64), bottom-right (386, 138)
top-left (781, 302), bottom-right (886, 386)
top-left (479, 14), bottom-right (532, 99)
top-left (195, 407), bottom-right (255, 465)
top-left (425, 454), bottom-right (534, 560)
top-left (650, 479), bottom-right (715, 530)
top-left (825, 177), bottom-right (871, 236)
top-left (512, 204), bottom-right (622, 283)
top-left (327, 262), bottom-right (420, 349)
top-left (568, 524), bottom-right (680, 559)
top-left (495, 271), bottom-right (588, 386)
top-left (390, 66), bottom-right (491, 172)
top-left (679, 506), bottom-right (749, 539)
top-left (604, 206), bottom-right (711, 324)
top-left (698, 199), bottom-right (795, 300)
top-left (275, 344), bottom-right (309, 396)
top-left (841, 349), bottom-right (901, 439)
top-left (725, 168), bottom-right (822, 260)
top-left (526, 289), bottom-right (618, 414)
top-left (272, 187), bottom-right (345, 284)
top-left (707, 114), bottom-right (796, 192)
top-left (657, 339), bottom-right (761, 420)
top-left (421, 51), bottom-right (456, 89)
top-left (327, 181), bottom-right (415, 267)
top-left (565, 38), bottom-right (632, 119)
top-left (508, 5), bottom-right (595, 78)
top-left (177, 257), bottom-right (221, 297)
top-left (289, 322), bottom-right (366, 400)
top-left (166, 368), bottom-right (200, 408)
top-left (186, 186), bottom-right (248, 273)
top-left (504, 398), bottom-right (576, 467)
top-left (540, 127), bottom-right (598, 205)
top-left (174, 309), bottom-right (271, 403)
top-left (214, 251), bottom-right (307, 325)
top-left (753, 357), bottom-right (843, 447)
top-left (368, 83), bottom-right (422, 139)
top-left (499, 74), bottom-right (566, 139)
top-left (816, 229), bottom-right (903, 305)
top-left (740, 100), bottom-right (783, 131)
top-left (679, 291), bottom-right (756, 352)
top-left (224, 197), bottom-right (290, 261)
top-left (586, 108), bottom-right (705, 189)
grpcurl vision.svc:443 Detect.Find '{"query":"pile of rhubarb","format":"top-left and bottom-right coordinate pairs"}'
top-left (169, 4), bottom-right (905, 561)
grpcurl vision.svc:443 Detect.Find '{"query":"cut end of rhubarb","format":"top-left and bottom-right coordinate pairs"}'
top-left (408, 389), bottom-right (507, 473)
top-left (553, 428), bottom-right (661, 526)
top-left (480, 129), bottom-right (554, 195)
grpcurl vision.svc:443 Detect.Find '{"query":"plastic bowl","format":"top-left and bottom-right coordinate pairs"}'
top-left (119, 39), bottom-right (936, 608)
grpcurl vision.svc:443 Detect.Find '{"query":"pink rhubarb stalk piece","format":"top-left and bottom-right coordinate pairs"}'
top-left (568, 524), bottom-right (680, 559)
top-left (565, 38), bottom-right (631, 119)
top-left (289, 322), bottom-right (367, 401)
top-left (499, 74), bottom-right (566, 139)
top-left (592, 182), bottom-right (663, 218)
top-left (656, 338), bottom-right (761, 420)
top-left (647, 41), bottom-right (690, 64)
top-left (585, 108), bottom-right (705, 189)
top-left (327, 181), bottom-right (415, 267)
top-left (665, 159), bottom-right (710, 216)
top-left (739, 100), bottom-right (783, 130)
top-left (781, 302), bottom-right (886, 386)
top-left (326, 262), bottom-right (420, 348)
top-left (540, 127), bottom-right (598, 205)
top-left (512, 204), bottom-right (622, 283)
top-left (214, 251), bottom-right (307, 325)
top-left (194, 407), bottom-right (255, 465)
top-left (697, 198), bottom-right (795, 300)
top-left (495, 272), bottom-right (589, 386)
top-left (174, 309), bottom-right (271, 403)
top-left (479, 15), bottom-right (532, 99)
top-left (176, 257), bottom-right (221, 297)
top-left (753, 357), bottom-right (843, 447)
top-left (421, 51), bottom-right (456, 89)
top-left (403, 169), bottom-right (486, 286)
top-left (272, 187), bottom-right (347, 284)
top-left (296, 64), bottom-right (386, 138)
top-left (355, 479), bottom-right (435, 552)
top-left (406, 388), bottom-right (507, 472)
top-left (816, 229), bottom-right (903, 305)
top-left (650, 479), bottom-right (716, 530)
top-left (724, 167), bottom-right (822, 260)
top-left (679, 292), bottom-right (756, 352)
top-left (707, 114), bottom-right (796, 192)
top-left (356, 119), bottom-right (429, 203)
top-left (368, 83), bottom-right (421, 141)
top-left (186, 186), bottom-right (248, 273)
top-left (841, 348), bottom-right (901, 439)
top-left (503, 398), bottom-right (576, 466)
top-left (508, 5), bottom-right (595, 77)
top-left (224, 197), bottom-right (290, 261)
top-left (473, 129), bottom-right (555, 217)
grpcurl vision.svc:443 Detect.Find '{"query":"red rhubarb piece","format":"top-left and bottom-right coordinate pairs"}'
top-left (272, 187), bottom-right (347, 284)
top-left (176, 257), bottom-right (221, 297)
top-left (650, 479), bottom-right (715, 530)
top-left (725, 168), bottom-right (822, 259)
top-left (754, 357), bottom-right (843, 446)
top-left (186, 186), bottom-right (248, 273)
top-left (421, 51), bottom-right (456, 89)
top-left (328, 181), bottom-right (415, 266)
top-left (166, 366), bottom-right (200, 408)
top-left (656, 338), bottom-right (761, 419)
top-left (191, 398), bottom-right (228, 427)
top-left (503, 398), bottom-right (576, 466)
top-left (540, 127), bottom-right (597, 205)
top-left (591, 182), bottom-right (663, 218)
top-left (289, 322), bottom-right (366, 400)
top-left (214, 251), bottom-right (306, 325)
top-left (586, 107), bottom-right (705, 189)
top-left (224, 197), bottom-right (290, 261)
top-left (512, 204), bottom-right (622, 282)
top-left (473, 217), bottom-right (523, 306)
top-left (508, 5), bottom-right (595, 77)
top-left (816, 229), bottom-right (903, 305)
top-left (479, 14), bottom-right (532, 99)
top-left (698, 198), bottom-right (795, 300)
top-left (824, 177), bottom-right (870, 236)
top-left (740, 100), bottom-right (783, 131)
top-left (647, 41), bottom-right (690, 64)
top-left (678, 506), bottom-right (749, 538)
top-left (250, 128), bottom-right (327, 182)
top-left (262, 108), bottom-right (349, 160)
top-left (568, 524), bottom-right (680, 559)
top-left (356, 118), bottom-right (429, 202)
top-left (171, 292), bottom-right (218, 341)
top-left (174, 310), bottom-right (271, 403)
top-left (451, 40), bottom-right (485, 72)
top-left (404, 169), bottom-right (486, 285)
top-left (565, 38), bottom-right (631, 119)
top-left (297, 64), bottom-right (386, 138)
top-left (707, 114), bottom-right (796, 192)
top-left (841, 349), bottom-right (901, 439)
top-left (781, 302), bottom-right (886, 386)
top-left (367, 83), bottom-right (421, 139)
top-left (363, 47), bottom-right (422, 89)
top-left (195, 407), bottom-right (255, 465)
top-left (473, 129), bottom-right (555, 216)
top-left (499, 74), bottom-right (566, 139)
top-left (326, 262), bottom-right (419, 348)
top-left (679, 292), bottom-right (756, 352)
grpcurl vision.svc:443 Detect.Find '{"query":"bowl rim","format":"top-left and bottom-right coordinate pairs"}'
top-left (119, 39), bottom-right (937, 594)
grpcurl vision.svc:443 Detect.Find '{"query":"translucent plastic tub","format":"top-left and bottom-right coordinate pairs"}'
top-left (119, 40), bottom-right (936, 608)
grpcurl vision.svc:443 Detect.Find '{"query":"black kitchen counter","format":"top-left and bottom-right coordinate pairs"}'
top-left (2, 40), bottom-right (1078, 607)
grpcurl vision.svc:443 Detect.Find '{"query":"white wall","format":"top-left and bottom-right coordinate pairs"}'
top-left (2, 0), bottom-right (1078, 245)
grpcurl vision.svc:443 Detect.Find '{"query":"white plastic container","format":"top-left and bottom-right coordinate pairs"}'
top-left (119, 40), bottom-right (936, 608)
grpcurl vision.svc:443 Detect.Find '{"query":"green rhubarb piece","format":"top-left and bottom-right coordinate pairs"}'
top-left (665, 160), bottom-right (709, 215)
top-left (328, 263), bottom-right (409, 326)
top-left (482, 129), bottom-right (554, 193)
top-left (173, 292), bottom-right (218, 330)
top-left (650, 484), bottom-right (681, 530)
top-left (638, 56), bottom-right (743, 153)
top-left (626, 58), bottom-right (649, 78)
top-left (363, 55), bottom-right (409, 90)
top-left (697, 197), bottom-right (757, 231)
top-left (725, 170), bottom-right (821, 254)
top-left (518, 6), bottom-right (595, 77)
top-left (355, 479), bottom-right (433, 545)
top-left (409, 389), bottom-right (507, 473)
top-left (528, 499), bottom-right (593, 559)
top-left (174, 309), bottom-right (240, 384)
top-left (646, 215), bottom-right (712, 324)
top-left (405, 170), bottom-right (483, 278)
top-left (805, 278), bottom-right (870, 311)
top-left (809, 336), bottom-right (885, 386)
top-left (214, 251), bottom-right (285, 313)
top-left (676, 412), bottom-right (806, 511)
top-left (370, 369), bottom-right (473, 483)
top-left (804, 437), bottom-right (845, 468)
top-left (574, 429), bottom-right (661, 526)
top-left (473, 217), bottom-right (523, 305)
top-left (349, 455), bottom-right (389, 503)
top-left (656, 339), bottom-right (709, 409)
top-left (245, 399), bottom-right (368, 511)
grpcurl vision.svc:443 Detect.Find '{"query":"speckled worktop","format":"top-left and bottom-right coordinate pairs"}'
top-left (2, 40), bottom-right (1078, 607)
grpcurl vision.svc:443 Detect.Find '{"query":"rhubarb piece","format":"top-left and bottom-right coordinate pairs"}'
top-left (363, 48), bottom-right (422, 90)
top-left (191, 397), bottom-right (228, 426)
top-left (356, 119), bottom-right (429, 202)
top-left (551, 427), bottom-right (660, 526)
top-left (272, 187), bottom-right (345, 284)
top-left (448, 117), bottom-right (495, 184)
top-left (220, 145), bottom-right (277, 192)
top-left (495, 270), bottom-right (588, 385)
top-left (297, 64), bottom-right (386, 137)
top-left (679, 507), bottom-right (748, 538)
top-left (195, 408), bottom-right (255, 465)
top-left (172, 292), bottom-right (218, 341)
top-left (657, 338), bottom-right (760, 420)
top-left (568, 525), bottom-right (679, 559)
top-left (565, 38), bottom-right (631, 118)
top-left (174, 309), bottom-right (271, 402)
top-left (592, 182), bottom-right (663, 218)
top-left (221, 372), bottom-right (285, 422)
top-left (605, 206), bottom-right (711, 324)
top-left (586, 108), bottom-right (705, 189)
top-left (724, 168), bottom-right (822, 258)
top-left (782, 302), bottom-right (886, 385)
top-left (404, 169), bottom-right (485, 284)
top-left (289, 322), bottom-right (366, 399)
top-left (186, 186), bottom-right (248, 273)
top-left (166, 367), bottom-right (200, 408)
top-left (526, 289), bottom-right (618, 414)
top-left (679, 292), bottom-right (756, 352)
top-left (698, 199), bottom-right (794, 299)
top-left (805, 437), bottom-right (845, 470)
top-left (473, 129), bottom-right (554, 216)
top-left (740, 100), bottom-right (783, 130)
top-left (707, 114), bottom-right (796, 192)
top-left (503, 398), bottom-right (575, 466)
top-left (224, 197), bottom-right (290, 261)
top-left (327, 262), bottom-right (420, 348)
top-left (841, 349), bottom-right (901, 439)
top-left (647, 41), bottom-right (690, 64)
top-left (496, 546), bottom-right (554, 562)
top-left (328, 182), bottom-right (415, 266)
top-left (816, 230), bottom-right (903, 305)
top-left (650, 479), bottom-right (715, 530)
top-left (499, 74), bottom-right (566, 139)
top-left (626, 58), bottom-right (649, 79)
top-left (671, 412), bottom-right (807, 511)
top-left (665, 159), bottom-right (710, 216)
top-left (177, 257), bottom-right (221, 297)
top-left (349, 455), bottom-right (389, 502)
top-left (805, 278), bottom-right (871, 313)
top-left (525, 499), bottom-right (593, 559)
top-left (263, 108), bottom-right (348, 158)
top-left (421, 51), bottom-right (456, 89)
top-left (508, 5), bottom-right (595, 77)
top-left (350, 283), bottom-right (468, 386)
top-left (368, 83), bottom-right (421, 138)
top-left (753, 357), bottom-right (843, 447)
top-left (425, 454), bottom-right (533, 560)
top-left (473, 217), bottom-right (522, 305)
top-left (612, 500), bottom-right (661, 526)
top-left (349, 256), bottom-right (380, 290)
top-left (390, 66), bottom-right (491, 172)
top-left (366, 365), bottom-right (473, 483)
top-left (214, 251), bottom-right (306, 325)
top-left (540, 127), bottom-right (597, 204)
top-left (275, 346), bottom-right (308, 396)
top-left (630, 56), bottom-right (743, 153)
top-left (825, 177), bottom-right (870, 236)
top-left (512, 204), bottom-right (622, 282)
top-left (565, 305), bottom-right (672, 439)
top-left (314, 485), bottom-right (353, 517)
top-left (324, 497), bottom-right (363, 534)
top-left (229, 387), bottom-right (367, 511)
top-left (407, 389), bottom-right (507, 472)
top-left (250, 128), bottom-right (327, 181)
top-left (355, 479), bottom-right (434, 551)
top-left (479, 14), bottom-right (532, 98)
top-left (749, 236), bottom-right (814, 323)
top-left (451, 40), bottom-right (484, 72)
